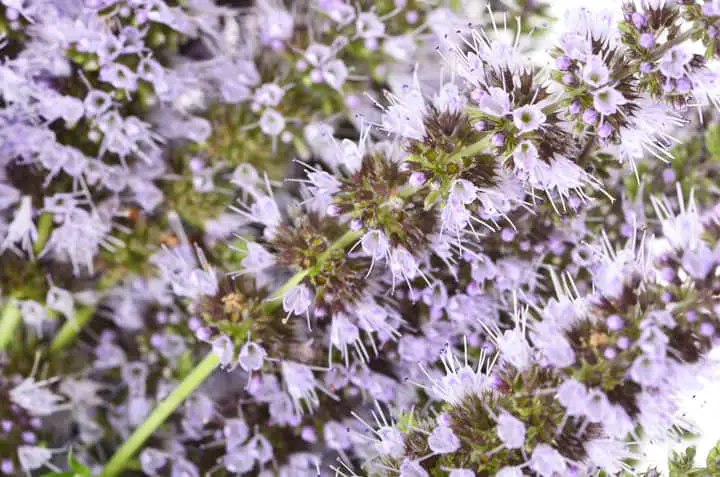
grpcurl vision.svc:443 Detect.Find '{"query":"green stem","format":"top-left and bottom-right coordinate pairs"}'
top-left (98, 352), bottom-right (220, 477)
top-left (261, 268), bottom-right (311, 315)
top-left (448, 137), bottom-right (491, 163)
top-left (312, 229), bottom-right (363, 271)
top-left (0, 300), bottom-right (21, 350)
top-left (48, 305), bottom-right (95, 353)
top-left (260, 229), bottom-right (363, 314)
top-left (33, 212), bottom-right (53, 256)
top-left (651, 26), bottom-right (702, 60)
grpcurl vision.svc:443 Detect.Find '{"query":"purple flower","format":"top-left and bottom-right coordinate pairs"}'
top-left (700, 322), bottom-right (715, 337)
top-left (492, 133), bottom-right (506, 147)
top-left (513, 104), bottom-right (547, 133)
top-left (474, 120), bottom-right (488, 131)
top-left (640, 33), bottom-right (655, 49)
top-left (617, 336), bottom-right (631, 350)
top-left (631, 12), bottom-right (647, 29)
top-left (659, 47), bottom-right (691, 79)
top-left (676, 77), bottom-right (692, 94)
top-left (496, 412), bottom-right (526, 449)
top-left (556, 55), bottom-right (572, 70)
top-left (427, 425), bottom-right (461, 454)
top-left (607, 314), bottom-right (624, 331)
top-left (1, 460), bottom-right (14, 474)
top-left (569, 100), bottom-right (582, 115)
top-left (530, 444), bottom-right (567, 476)
top-left (582, 108), bottom-right (598, 124)
top-left (598, 122), bottom-right (613, 138)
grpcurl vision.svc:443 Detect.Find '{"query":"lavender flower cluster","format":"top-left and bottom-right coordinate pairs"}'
top-left (3, 0), bottom-right (720, 476)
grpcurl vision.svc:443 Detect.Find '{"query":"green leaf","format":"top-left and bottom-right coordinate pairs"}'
top-left (669, 445), bottom-right (698, 477)
top-left (67, 448), bottom-right (93, 477)
top-left (706, 439), bottom-right (720, 471)
top-left (705, 123), bottom-right (720, 159)
top-left (41, 448), bottom-right (95, 477)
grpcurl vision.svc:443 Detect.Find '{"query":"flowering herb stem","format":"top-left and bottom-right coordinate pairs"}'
top-left (98, 352), bottom-right (221, 477)
top-left (99, 229), bottom-right (364, 475)
top-left (260, 229), bottom-right (363, 314)
top-left (48, 305), bottom-right (95, 353)
top-left (0, 300), bottom-right (21, 350)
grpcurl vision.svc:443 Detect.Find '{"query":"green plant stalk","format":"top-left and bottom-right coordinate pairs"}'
top-left (48, 305), bottom-right (95, 353)
top-left (48, 272), bottom-right (126, 353)
top-left (651, 26), bottom-right (702, 60)
top-left (98, 352), bottom-right (220, 477)
top-left (33, 212), bottom-right (53, 256)
top-left (0, 300), bottom-right (21, 350)
top-left (448, 137), bottom-right (491, 163)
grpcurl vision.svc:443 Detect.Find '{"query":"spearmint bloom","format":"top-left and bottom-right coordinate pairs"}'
top-left (512, 104), bottom-right (546, 133)
top-left (593, 86), bottom-right (629, 116)
top-left (659, 47), bottom-right (692, 80)
top-left (237, 242), bottom-right (275, 276)
top-left (10, 378), bottom-right (67, 417)
top-left (496, 412), bottom-right (526, 449)
top-left (282, 284), bottom-right (313, 320)
top-left (1, 197), bottom-right (37, 256)
top-left (17, 446), bottom-right (54, 473)
top-left (256, 0), bottom-right (295, 47)
top-left (427, 425), bottom-right (460, 454)
top-left (381, 78), bottom-right (428, 141)
top-left (477, 87), bottom-right (512, 118)
top-left (529, 444), bottom-right (567, 476)
top-left (281, 361), bottom-right (321, 413)
top-left (583, 55), bottom-right (610, 87)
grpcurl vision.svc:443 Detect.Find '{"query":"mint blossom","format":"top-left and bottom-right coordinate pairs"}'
top-left (1, 197), bottom-right (37, 256)
top-left (530, 444), bottom-right (567, 476)
top-left (582, 55), bottom-right (610, 87)
top-left (593, 86), bottom-right (628, 115)
top-left (476, 87), bottom-right (512, 117)
top-left (496, 412), bottom-right (526, 449)
top-left (427, 425), bottom-right (460, 454)
top-left (659, 47), bottom-right (691, 79)
top-left (513, 104), bottom-right (546, 133)
top-left (10, 378), bottom-right (67, 417)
